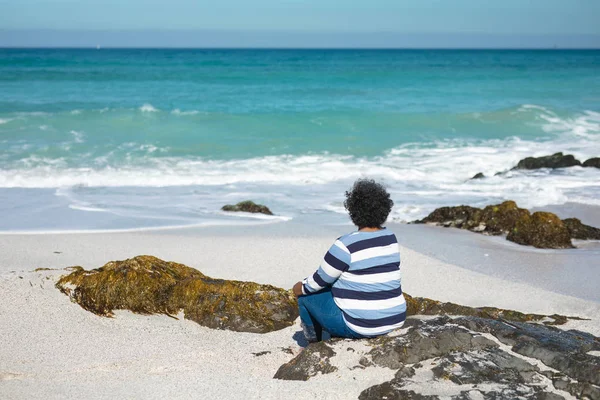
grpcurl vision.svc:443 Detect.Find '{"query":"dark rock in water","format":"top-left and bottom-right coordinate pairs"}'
top-left (416, 201), bottom-right (598, 248)
top-left (417, 205), bottom-right (483, 230)
top-left (512, 152), bottom-right (581, 170)
top-left (277, 316), bottom-right (599, 400)
top-left (507, 212), bottom-right (574, 249)
top-left (479, 201), bottom-right (530, 235)
top-left (274, 341), bottom-right (337, 380)
top-left (416, 200), bottom-right (529, 236)
top-left (562, 218), bottom-right (600, 240)
top-left (221, 200), bottom-right (273, 215)
top-left (471, 172), bottom-right (485, 179)
top-left (56, 255), bottom-right (297, 333)
top-left (583, 157), bottom-right (600, 168)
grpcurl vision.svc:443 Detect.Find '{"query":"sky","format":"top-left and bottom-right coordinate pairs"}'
top-left (1, 0), bottom-right (599, 48)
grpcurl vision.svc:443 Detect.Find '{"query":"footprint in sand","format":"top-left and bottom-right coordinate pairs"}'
top-left (0, 371), bottom-right (24, 381)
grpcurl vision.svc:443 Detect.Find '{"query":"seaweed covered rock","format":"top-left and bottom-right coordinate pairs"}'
top-left (562, 218), bottom-right (600, 240)
top-left (583, 157), bottom-right (600, 168)
top-left (416, 201), bottom-right (600, 249)
top-left (416, 201), bottom-right (529, 236)
top-left (417, 205), bottom-right (482, 230)
top-left (56, 255), bottom-right (297, 333)
top-left (512, 152), bottom-right (581, 170)
top-left (403, 293), bottom-right (574, 325)
top-left (276, 316), bottom-right (600, 400)
top-left (507, 212), bottom-right (574, 249)
top-left (479, 201), bottom-right (531, 235)
top-left (221, 200), bottom-right (273, 215)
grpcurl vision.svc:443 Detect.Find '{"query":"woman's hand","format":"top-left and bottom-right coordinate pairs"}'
top-left (292, 281), bottom-right (304, 297)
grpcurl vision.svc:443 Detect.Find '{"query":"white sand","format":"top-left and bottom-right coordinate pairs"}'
top-left (0, 224), bottom-right (599, 399)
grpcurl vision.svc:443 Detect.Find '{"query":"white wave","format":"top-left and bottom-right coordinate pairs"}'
top-left (68, 204), bottom-right (109, 213)
top-left (171, 109), bottom-right (200, 116)
top-left (70, 130), bottom-right (85, 143)
top-left (70, 110), bottom-right (82, 115)
top-left (139, 103), bottom-right (159, 113)
top-left (0, 118), bottom-right (11, 125)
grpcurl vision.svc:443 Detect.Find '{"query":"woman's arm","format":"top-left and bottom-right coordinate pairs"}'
top-left (295, 239), bottom-right (350, 296)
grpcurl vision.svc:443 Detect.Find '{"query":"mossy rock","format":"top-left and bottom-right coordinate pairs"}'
top-left (403, 293), bottom-right (573, 325)
top-left (479, 200), bottom-right (530, 235)
top-left (507, 212), bottom-right (574, 249)
top-left (562, 218), bottom-right (600, 240)
top-left (416, 201), bottom-right (529, 236)
top-left (56, 255), bottom-right (298, 333)
top-left (417, 205), bottom-right (482, 230)
top-left (512, 152), bottom-right (581, 170)
top-left (221, 200), bottom-right (273, 215)
top-left (582, 157), bottom-right (600, 168)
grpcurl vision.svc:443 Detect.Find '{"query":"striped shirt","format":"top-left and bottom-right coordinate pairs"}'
top-left (302, 228), bottom-right (406, 337)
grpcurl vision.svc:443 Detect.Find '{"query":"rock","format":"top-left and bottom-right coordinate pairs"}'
top-left (479, 201), bottom-right (531, 235)
top-left (276, 316), bottom-right (599, 399)
top-left (273, 341), bottom-right (337, 380)
top-left (417, 205), bottom-right (483, 230)
top-left (416, 201), bottom-right (530, 236)
top-left (471, 172), bottom-right (485, 179)
top-left (507, 212), bottom-right (574, 249)
top-left (583, 157), bottom-right (600, 168)
top-left (454, 317), bottom-right (600, 387)
top-left (403, 293), bottom-right (576, 326)
top-left (221, 200), bottom-right (273, 215)
top-left (512, 152), bottom-right (581, 170)
top-left (562, 218), bottom-right (600, 240)
top-left (56, 255), bottom-right (297, 333)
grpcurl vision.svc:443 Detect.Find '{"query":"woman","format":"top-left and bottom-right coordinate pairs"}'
top-left (292, 178), bottom-right (406, 342)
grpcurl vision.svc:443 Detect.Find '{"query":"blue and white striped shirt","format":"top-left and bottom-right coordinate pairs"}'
top-left (302, 228), bottom-right (406, 337)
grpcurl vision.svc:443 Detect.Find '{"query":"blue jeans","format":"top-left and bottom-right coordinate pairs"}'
top-left (297, 288), bottom-right (365, 341)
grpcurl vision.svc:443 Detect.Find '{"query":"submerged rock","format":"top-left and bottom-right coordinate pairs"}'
top-left (563, 218), bottom-right (600, 240)
top-left (583, 157), bottom-right (600, 168)
top-left (276, 316), bottom-right (600, 400)
top-left (56, 255), bottom-right (297, 333)
top-left (506, 212), bottom-right (574, 249)
top-left (512, 152), bottom-right (581, 170)
top-left (221, 200), bottom-right (273, 215)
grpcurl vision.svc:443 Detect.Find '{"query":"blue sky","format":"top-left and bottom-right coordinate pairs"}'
top-left (1, 0), bottom-right (599, 47)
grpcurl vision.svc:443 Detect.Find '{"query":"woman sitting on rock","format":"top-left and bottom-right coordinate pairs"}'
top-left (293, 178), bottom-right (406, 342)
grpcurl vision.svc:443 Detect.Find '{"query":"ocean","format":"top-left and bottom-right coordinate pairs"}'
top-left (1, 49), bottom-right (599, 232)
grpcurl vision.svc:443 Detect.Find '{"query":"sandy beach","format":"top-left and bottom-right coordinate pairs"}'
top-left (1, 222), bottom-right (599, 399)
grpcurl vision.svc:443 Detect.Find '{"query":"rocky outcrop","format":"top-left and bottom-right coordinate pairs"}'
top-left (512, 152), bottom-right (581, 170)
top-left (416, 200), bottom-right (530, 236)
top-left (56, 255), bottom-right (297, 333)
top-left (273, 341), bottom-right (338, 380)
top-left (403, 293), bottom-right (577, 326)
top-left (221, 200), bottom-right (273, 215)
top-left (563, 218), bottom-right (600, 240)
top-left (470, 172), bottom-right (485, 180)
top-left (415, 200), bottom-right (600, 248)
top-left (583, 157), bottom-right (600, 168)
top-left (276, 316), bottom-right (600, 400)
top-left (506, 212), bottom-right (574, 249)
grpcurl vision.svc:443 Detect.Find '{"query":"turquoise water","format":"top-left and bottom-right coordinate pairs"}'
top-left (1, 49), bottom-right (599, 231)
